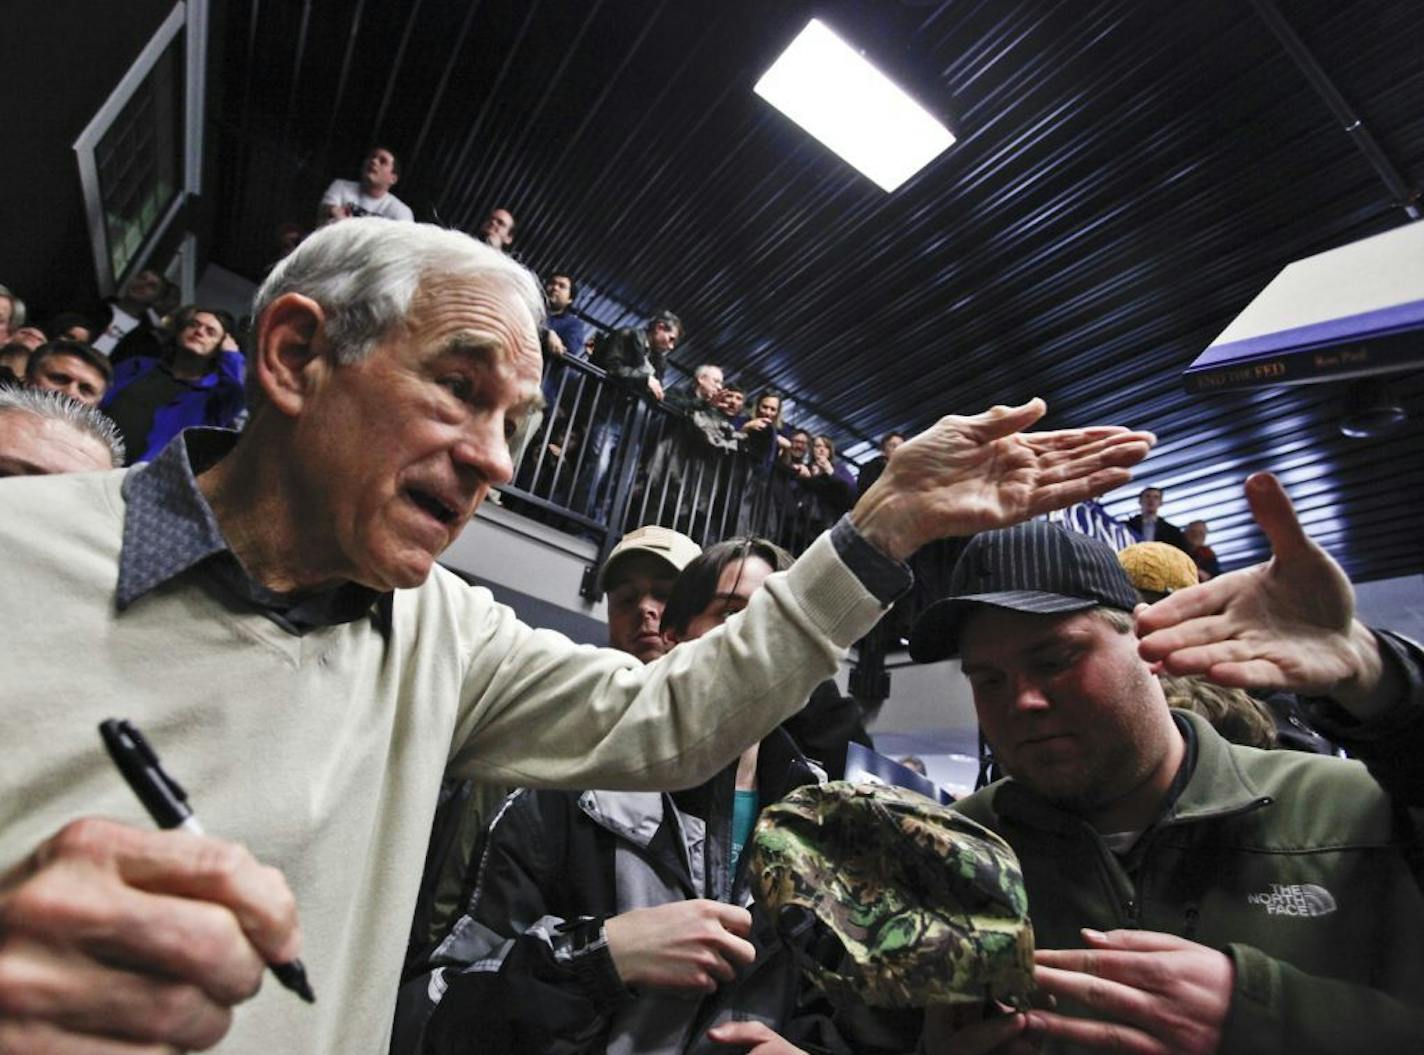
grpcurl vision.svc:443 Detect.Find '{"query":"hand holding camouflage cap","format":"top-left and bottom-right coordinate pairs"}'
top-left (749, 783), bottom-right (1038, 1015)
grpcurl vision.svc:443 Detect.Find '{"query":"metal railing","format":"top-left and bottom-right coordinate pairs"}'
top-left (498, 355), bottom-right (846, 597)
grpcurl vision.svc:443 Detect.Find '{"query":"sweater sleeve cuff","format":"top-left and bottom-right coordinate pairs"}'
top-left (829, 515), bottom-right (913, 607)
top-left (785, 529), bottom-right (898, 650)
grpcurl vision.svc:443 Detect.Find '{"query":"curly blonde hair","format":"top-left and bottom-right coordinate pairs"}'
top-left (1160, 674), bottom-right (1276, 749)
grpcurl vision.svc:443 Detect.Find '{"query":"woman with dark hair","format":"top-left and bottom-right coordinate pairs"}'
top-left (738, 390), bottom-right (790, 468)
top-left (101, 306), bottom-right (246, 463)
top-left (736, 391), bottom-right (795, 537)
top-left (800, 433), bottom-right (856, 540)
top-left (807, 435), bottom-right (855, 506)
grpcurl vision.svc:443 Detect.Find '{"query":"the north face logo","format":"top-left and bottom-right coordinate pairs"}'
top-left (1246, 883), bottom-right (1337, 917)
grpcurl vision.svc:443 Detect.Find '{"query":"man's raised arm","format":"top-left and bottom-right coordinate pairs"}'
top-left (453, 399), bottom-right (1155, 792)
top-left (1135, 472), bottom-right (1405, 714)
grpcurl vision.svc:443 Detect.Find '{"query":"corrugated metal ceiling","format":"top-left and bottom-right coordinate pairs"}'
top-left (210, 0), bottom-right (1424, 582)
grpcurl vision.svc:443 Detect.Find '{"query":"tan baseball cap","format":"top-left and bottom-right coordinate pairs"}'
top-left (598, 525), bottom-right (702, 592)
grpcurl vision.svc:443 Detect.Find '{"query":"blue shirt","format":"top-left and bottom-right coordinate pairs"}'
top-left (546, 311), bottom-right (589, 360)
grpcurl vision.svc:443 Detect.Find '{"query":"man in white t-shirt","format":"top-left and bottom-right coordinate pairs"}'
top-left (318, 146), bottom-right (414, 225)
top-left (91, 267), bottom-right (166, 356)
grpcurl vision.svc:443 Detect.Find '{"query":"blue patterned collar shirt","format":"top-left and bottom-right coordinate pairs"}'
top-left (117, 429), bottom-right (392, 636)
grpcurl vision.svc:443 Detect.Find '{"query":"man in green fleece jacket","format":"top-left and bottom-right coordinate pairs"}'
top-left (911, 473), bottom-right (1423, 1054)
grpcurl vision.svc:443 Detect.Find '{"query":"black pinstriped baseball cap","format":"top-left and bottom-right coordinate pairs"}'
top-left (908, 520), bottom-right (1140, 662)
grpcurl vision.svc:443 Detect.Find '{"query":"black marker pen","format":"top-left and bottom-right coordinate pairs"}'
top-left (99, 718), bottom-right (316, 1004)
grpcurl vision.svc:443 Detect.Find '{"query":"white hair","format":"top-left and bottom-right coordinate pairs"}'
top-left (253, 218), bottom-right (545, 367)
top-left (0, 385), bottom-right (125, 467)
top-left (694, 363), bottom-right (722, 380)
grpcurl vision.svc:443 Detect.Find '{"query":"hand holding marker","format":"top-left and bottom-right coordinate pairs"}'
top-left (99, 718), bottom-right (316, 1003)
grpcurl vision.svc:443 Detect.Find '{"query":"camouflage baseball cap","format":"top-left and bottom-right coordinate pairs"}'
top-left (749, 782), bottom-right (1036, 1012)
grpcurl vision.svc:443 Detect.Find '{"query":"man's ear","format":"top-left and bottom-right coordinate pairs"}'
top-left (252, 293), bottom-right (330, 416)
top-left (661, 628), bottom-right (681, 648)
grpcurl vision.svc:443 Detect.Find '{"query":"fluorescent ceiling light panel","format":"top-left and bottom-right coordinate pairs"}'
top-left (754, 18), bottom-right (954, 192)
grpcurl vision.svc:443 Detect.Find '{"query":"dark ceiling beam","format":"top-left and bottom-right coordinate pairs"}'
top-left (319, 0), bottom-right (368, 168)
top-left (472, 1), bottom-right (609, 239)
top-left (372, 0), bottom-right (426, 144)
top-left (439, 0), bottom-right (545, 227)
top-left (270, 0), bottom-right (314, 230)
top-left (1249, 0), bottom-right (1422, 220)
top-left (407, 0), bottom-right (484, 177)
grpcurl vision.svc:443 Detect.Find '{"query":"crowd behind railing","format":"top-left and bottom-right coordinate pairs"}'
top-left (1, 141), bottom-right (1226, 595)
top-left (500, 348), bottom-right (889, 568)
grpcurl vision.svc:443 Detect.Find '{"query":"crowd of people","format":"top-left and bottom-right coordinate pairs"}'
top-left (0, 151), bottom-right (1419, 1055)
top-left (5, 144), bottom-right (1229, 571)
top-left (0, 274), bottom-right (246, 473)
top-left (225, 148), bottom-right (903, 552)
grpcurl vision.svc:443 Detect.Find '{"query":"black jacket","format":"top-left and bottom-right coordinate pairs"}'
top-left (400, 729), bottom-right (881, 1055)
top-left (1124, 513), bottom-right (1189, 552)
top-left (590, 326), bottom-right (665, 385)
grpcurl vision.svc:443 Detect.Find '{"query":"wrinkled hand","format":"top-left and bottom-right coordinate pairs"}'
top-left (1028, 930), bottom-right (1232, 1054)
top-left (0, 818), bottom-right (301, 1053)
top-left (1136, 472), bottom-right (1397, 717)
top-left (647, 376), bottom-right (665, 401)
top-left (605, 899), bottom-right (755, 992)
top-left (705, 1020), bottom-right (808, 1053)
top-left (852, 399), bottom-right (1154, 560)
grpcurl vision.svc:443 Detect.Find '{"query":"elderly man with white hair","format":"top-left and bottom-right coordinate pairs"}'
top-left (0, 218), bottom-right (1154, 1053)
top-left (0, 385), bottom-right (125, 476)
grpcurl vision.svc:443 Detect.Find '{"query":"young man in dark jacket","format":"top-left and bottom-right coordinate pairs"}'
top-left (573, 310), bottom-right (682, 521)
top-left (911, 472), bottom-right (1424, 1054)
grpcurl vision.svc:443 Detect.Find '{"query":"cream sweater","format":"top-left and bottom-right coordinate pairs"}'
top-left (0, 468), bottom-right (884, 1053)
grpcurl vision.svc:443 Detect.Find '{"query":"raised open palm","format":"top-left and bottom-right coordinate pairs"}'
top-left (853, 399), bottom-right (1155, 560)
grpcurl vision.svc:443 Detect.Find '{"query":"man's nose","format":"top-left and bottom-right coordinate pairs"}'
top-left (453, 417), bottom-right (514, 487)
top-left (1010, 675), bottom-right (1051, 713)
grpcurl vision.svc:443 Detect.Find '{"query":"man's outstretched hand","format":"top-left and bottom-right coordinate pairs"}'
top-left (852, 400), bottom-right (1155, 560)
top-left (1135, 472), bottom-right (1399, 719)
